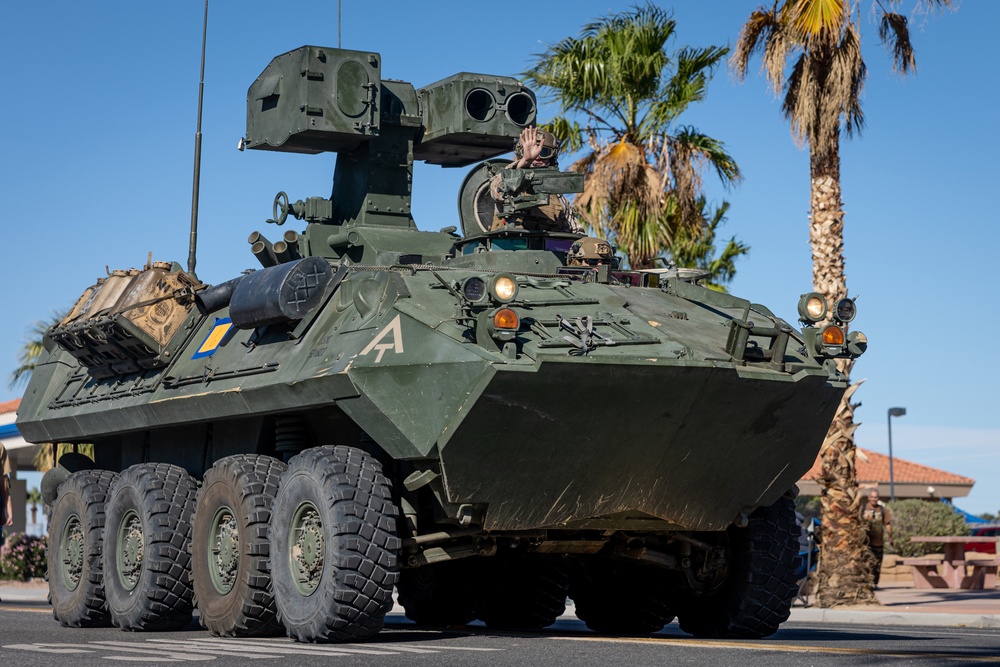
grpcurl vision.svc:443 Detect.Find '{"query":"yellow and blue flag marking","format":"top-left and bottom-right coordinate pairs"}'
top-left (192, 318), bottom-right (234, 359)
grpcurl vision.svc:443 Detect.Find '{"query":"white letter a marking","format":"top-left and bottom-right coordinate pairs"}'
top-left (359, 315), bottom-right (404, 363)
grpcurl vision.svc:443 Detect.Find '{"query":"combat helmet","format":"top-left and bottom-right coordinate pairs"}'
top-left (567, 237), bottom-right (615, 267)
top-left (514, 128), bottom-right (559, 165)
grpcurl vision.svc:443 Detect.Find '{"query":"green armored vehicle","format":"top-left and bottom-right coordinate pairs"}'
top-left (18, 46), bottom-right (866, 642)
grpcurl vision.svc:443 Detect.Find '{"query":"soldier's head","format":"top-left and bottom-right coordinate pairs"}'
top-left (515, 128), bottom-right (559, 167)
top-left (868, 489), bottom-right (881, 506)
top-left (567, 237), bottom-right (615, 267)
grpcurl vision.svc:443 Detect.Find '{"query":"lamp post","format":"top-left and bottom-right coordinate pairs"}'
top-left (887, 407), bottom-right (907, 501)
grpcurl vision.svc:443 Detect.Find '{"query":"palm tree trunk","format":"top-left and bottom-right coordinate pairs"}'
top-left (808, 141), bottom-right (877, 607)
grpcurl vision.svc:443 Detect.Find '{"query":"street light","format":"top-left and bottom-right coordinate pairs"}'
top-left (887, 407), bottom-right (907, 501)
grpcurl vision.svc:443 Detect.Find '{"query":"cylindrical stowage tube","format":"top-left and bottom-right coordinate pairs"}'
top-left (229, 257), bottom-right (333, 329)
top-left (195, 276), bottom-right (245, 316)
top-left (251, 239), bottom-right (278, 268)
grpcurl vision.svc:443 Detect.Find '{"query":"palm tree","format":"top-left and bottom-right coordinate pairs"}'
top-left (666, 199), bottom-right (749, 293)
top-left (8, 314), bottom-right (62, 388)
top-left (7, 311), bottom-right (95, 473)
top-left (525, 4), bottom-right (741, 269)
top-left (731, 0), bottom-right (952, 607)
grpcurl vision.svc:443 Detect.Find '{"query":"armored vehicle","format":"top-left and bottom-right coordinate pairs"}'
top-left (18, 46), bottom-right (867, 642)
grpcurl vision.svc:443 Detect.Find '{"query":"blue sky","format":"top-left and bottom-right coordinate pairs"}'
top-left (2, 1), bottom-right (998, 514)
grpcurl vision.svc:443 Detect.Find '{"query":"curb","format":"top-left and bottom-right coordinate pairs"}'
top-left (789, 607), bottom-right (1000, 629)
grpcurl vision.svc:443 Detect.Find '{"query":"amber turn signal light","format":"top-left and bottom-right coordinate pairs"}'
top-left (493, 308), bottom-right (519, 331)
top-left (821, 325), bottom-right (845, 346)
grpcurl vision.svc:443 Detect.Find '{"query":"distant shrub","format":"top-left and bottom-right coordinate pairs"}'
top-left (796, 495), bottom-right (822, 524)
top-left (888, 500), bottom-right (968, 557)
top-left (0, 532), bottom-right (48, 580)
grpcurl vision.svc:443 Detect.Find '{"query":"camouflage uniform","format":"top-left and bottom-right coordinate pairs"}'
top-left (1, 443), bottom-right (11, 543)
top-left (489, 128), bottom-right (582, 234)
top-left (863, 500), bottom-right (892, 586)
top-left (489, 171), bottom-right (581, 233)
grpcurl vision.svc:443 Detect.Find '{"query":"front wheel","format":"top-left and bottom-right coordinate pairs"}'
top-left (675, 493), bottom-right (801, 639)
top-left (270, 446), bottom-right (400, 642)
top-left (103, 463), bottom-right (198, 631)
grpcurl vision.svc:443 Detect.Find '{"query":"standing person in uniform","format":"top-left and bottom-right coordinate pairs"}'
top-left (862, 488), bottom-right (894, 588)
top-left (490, 126), bottom-right (582, 233)
top-left (1, 443), bottom-right (12, 538)
top-left (0, 443), bottom-right (9, 602)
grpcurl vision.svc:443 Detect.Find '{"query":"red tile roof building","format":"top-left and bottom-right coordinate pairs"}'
top-left (798, 447), bottom-right (974, 500)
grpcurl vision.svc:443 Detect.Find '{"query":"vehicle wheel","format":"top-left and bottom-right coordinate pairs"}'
top-left (397, 560), bottom-right (477, 626)
top-left (192, 454), bottom-right (287, 636)
top-left (475, 556), bottom-right (568, 629)
top-left (570, 559), bottom-right (675, 635)
top-left (270, 446), bottom-right (400, 642)
top-left (103, 463), bottom-right (198, 631)
top-left (675, 493), bottom-right (801, 639)
top-left (47, 469), bottom-right (117, 627)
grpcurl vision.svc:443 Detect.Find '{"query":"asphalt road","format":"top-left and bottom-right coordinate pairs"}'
top-left (3, 606), bottom-right (1000, 666)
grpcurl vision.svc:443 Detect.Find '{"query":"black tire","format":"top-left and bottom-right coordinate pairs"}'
top-left (475, 556), bottom-right (568, 629)
top-left (570, 559), bottom-right (675, 635)
top-left (103, 463), bottom-right (198, 631)
top-left (192, 454), bottom-right (287, 637)
top-left (47, 469), bottom-right (117, 627)
top-left (676, 494), bottom-right (801, 639)
top-left (397, 560), bottom-right (477, 627)
top-left (270, 446), bottom-right (400, 642)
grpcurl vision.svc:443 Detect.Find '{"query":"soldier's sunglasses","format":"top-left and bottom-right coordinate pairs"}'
top-left (538, 146), bottom-right (555, 159)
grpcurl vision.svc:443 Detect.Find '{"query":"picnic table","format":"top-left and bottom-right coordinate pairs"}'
top-left (903, 536), bottom-right (1000, 589)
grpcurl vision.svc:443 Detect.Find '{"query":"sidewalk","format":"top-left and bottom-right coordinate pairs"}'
top-left (0, 579), bottom-right (48, 605)
top-left (788, 581), bottom-right (1000, 628)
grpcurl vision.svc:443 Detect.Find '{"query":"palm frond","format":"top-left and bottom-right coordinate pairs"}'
top-left (787, 0), bottom-right (847, 37)
top-left (731, 8), bottom-right (779, 80)
top-left (9, 310), bottom-right (65, 389)
top-left (878, 12), bottom-right (916, 74)
top-left (829, 22), bottom-right (867, 138)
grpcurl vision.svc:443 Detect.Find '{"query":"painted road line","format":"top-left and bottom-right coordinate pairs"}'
top-left (149, 638), bottom-right (363, 657)
top-left (554, 635), bottom-right (1000, 662)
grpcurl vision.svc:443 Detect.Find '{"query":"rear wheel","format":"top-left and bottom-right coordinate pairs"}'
top-left (270, 446), bottom-right (400, 642)
top-left (397, 560), bottom-right (477, 626)
top-left (103, 463), bottom-right (198, 631)
top-left (192, 454), bottom-right (286, 636)
top-left (570, 559), bottom-right (675, 635)
top-left (475, 556), bottom-right (568, 629)
top-left (47, 469), bottom-right (117, 627)
top-left (675, 493), bottom-right (801, 639)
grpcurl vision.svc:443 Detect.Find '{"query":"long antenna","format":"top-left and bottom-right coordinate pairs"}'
top-left (338, 0), bottom-right (342, 48)
top-left (188, 0), bottom-right (209, 277)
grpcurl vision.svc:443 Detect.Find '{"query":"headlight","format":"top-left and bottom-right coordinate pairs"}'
top-left (798, 292), bottom-right (827, 323)
top-left (491, 274), bottom-right (518, 303)
top-left (833, 298), bottom-right (857, 324)
top-left (462, 276), bottom-right (488, 303)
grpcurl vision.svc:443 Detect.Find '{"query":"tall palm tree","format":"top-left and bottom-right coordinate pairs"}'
top-left (525, 4), bottom-right (741, 269)
top-left (731, 0), bottom-right (951, 607)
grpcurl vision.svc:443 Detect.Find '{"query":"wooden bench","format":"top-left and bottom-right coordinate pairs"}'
top-left (901, 557), bottom-right (1000, 589)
